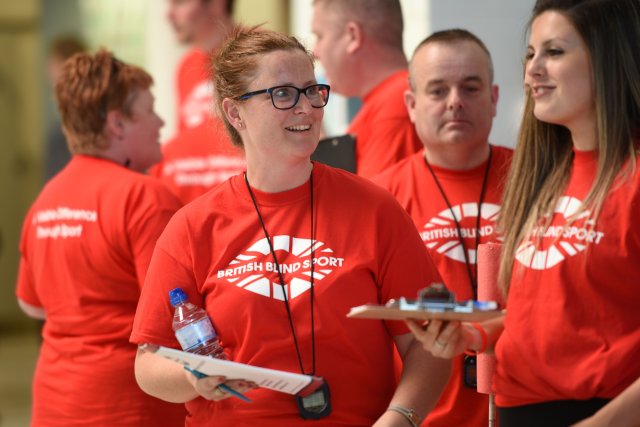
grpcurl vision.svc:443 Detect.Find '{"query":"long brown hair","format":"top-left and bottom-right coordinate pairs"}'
top-left (498, 0), bottom-right (640, 294)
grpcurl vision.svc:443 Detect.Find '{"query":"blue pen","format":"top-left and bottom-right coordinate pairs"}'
top-left (184, 366), bottom-right (252, 403)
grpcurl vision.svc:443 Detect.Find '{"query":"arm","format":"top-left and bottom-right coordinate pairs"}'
top-left (572, 377), bottom-right (640, 427)
top-left (373, 333), bottom-right (451, 427)
top-left (406, 315), bottom-right (505, 358)
top-left (134, 346), bottom-right (254, 403)
top-left (18, 298), bottom-right (46, 320)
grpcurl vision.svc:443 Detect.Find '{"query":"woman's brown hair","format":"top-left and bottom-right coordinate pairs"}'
top-left (211, 26), bottom-right (313, 147)
top-left (498, 0), bottom-right (640, 295)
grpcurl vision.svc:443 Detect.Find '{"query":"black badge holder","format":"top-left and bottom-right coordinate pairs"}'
top-left (311, 134), bottom-right (356, 173)
top-left (295, 380), bottom-right (332, 419)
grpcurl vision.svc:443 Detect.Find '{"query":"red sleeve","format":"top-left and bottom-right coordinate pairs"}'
top-left (356, 119), bottom-right (421, 179)
top-left (131, 211), bottom-right (198, 348)
top-left (16, 255), bottom-right (42, 307)
top-left (15, 210), bottom-right (42, 307)
top-left (125, 182), bottom-right (181, 290)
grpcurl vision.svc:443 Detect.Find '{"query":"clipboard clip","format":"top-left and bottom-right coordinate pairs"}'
top-left (388, 283), bottom-right (498, 313)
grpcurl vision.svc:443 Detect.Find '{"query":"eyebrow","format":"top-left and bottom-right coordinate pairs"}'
top-left (528, 38), bottom-right (570, 49)
top-left (426, 75), bottom-right (484, 86)
top-left (274, 80), bottom-right (317, 87)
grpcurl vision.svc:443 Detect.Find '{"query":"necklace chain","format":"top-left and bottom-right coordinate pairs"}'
top-left (243, 172), bottom-right (316, 375)
top-left (423, 146), bottom-right (493, 299)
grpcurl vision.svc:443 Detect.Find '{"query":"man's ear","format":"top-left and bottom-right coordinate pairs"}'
top-left (345, 21), bottom-right (364, 54)
top-left (105, 110), bottom-right (126, 140)
top-left (404, 89), bottom-right (417, 124)
top-left (222, 98), bottom-right (243, 130)
top-left (491, 84), bottom-right (500, 118)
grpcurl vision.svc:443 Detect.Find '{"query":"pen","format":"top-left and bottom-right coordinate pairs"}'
top-left (183, 366), bottom-right (252, 403)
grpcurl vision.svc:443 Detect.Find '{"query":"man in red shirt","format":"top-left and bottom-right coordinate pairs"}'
top-left (154, 0), bottom-right (245, 204)
top-left (311, 0), bottom-right (422, 179)
top-left (374, 29), bottom-right (512, 427)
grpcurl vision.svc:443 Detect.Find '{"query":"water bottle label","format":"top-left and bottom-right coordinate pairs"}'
top-left (175, 318), bottom-right (217, 351)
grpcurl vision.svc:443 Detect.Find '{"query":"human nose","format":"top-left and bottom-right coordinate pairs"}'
top-left (525, 52), bottom-right (545, 80)
top-left (447, 88), bottom-right (463, 111)
top-left (293, 92), bottom-right (313, 113)
top-left (155, 112), bottom-right (165, 128)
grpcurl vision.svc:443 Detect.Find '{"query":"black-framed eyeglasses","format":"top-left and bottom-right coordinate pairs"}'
top-left (237, 84), bottom-right (330, 110)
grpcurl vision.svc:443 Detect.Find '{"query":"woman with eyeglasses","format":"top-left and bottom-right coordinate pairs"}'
top-left (132, 27), bottom-right (450, 427)
top-left (16, 50), bottom-right (186, 426)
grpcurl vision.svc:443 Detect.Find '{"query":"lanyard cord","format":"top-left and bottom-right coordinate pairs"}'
top-left (244, 172), bottom-right (316, 376)
top-left (423, 146), bottom-right (493, 300)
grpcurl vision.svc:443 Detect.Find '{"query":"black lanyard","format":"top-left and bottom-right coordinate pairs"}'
top-left (423, 146), bottom-right (492, 300)
top-left (244, 172), bottom-right (316, 376)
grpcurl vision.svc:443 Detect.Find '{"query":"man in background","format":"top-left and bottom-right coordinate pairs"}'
top-left (374, 29), bottom-right (512, 426)
top-left (153, 0), bottom-right (245, 205)
top-left (311, 0), bottom-right (421, 178)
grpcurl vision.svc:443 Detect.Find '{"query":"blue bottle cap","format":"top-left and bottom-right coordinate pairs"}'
top-left (169, 287), bottom-right (188, 306)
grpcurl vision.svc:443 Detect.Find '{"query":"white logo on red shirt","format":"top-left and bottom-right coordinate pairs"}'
top-left (181, 81), bottom-right (214, 129)
top-left (217, 236), bottom-right (344, 300)
top-left (421, 203), bottom-right (501, 264)
top-left (515, 196), bottom-right (604, 270)
top-left (163, 155), bottom-right (246, 187)
top-left (32, 206), bottom-right (97, 239)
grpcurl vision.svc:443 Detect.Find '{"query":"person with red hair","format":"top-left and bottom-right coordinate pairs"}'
top-left (16, 49), bottom-right (186, 426)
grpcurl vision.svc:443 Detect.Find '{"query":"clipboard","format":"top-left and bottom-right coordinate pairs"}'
top-left (347, 283), bottom-right (504, 322)
top-left (347, 304), bottom-right (504, 322)
top-left (311, 134), bottom-right (356, 172)
top-left (146, 345), bottom-right (324, 397)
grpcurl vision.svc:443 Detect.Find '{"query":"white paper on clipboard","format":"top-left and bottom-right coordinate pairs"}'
top-left (150, 345), bottom-right (323, 397)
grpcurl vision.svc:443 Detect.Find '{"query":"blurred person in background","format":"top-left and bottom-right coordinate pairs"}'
top-left (152, 0), bottom-right (245, 205)
top-left (44, 34), bottom-right (87, 182)
top-left (311, 0), bottom-right (422, 178)
top-left (16, 49), bottom-right (186, 426)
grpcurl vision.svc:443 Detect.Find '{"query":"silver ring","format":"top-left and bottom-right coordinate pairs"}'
top-left (435, 339), bottom-right (446, 347)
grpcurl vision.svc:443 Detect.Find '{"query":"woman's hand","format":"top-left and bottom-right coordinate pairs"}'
top-left (183, 370), bottom-right (257, 401)
top-left (406, 319), bottom-right (477, 358)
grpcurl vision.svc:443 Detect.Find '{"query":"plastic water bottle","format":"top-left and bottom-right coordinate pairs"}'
top-left (170, 287), bottom-right (226, 359)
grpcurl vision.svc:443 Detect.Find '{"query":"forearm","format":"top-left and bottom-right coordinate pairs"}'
top-left (375, 334), bottom-right (451, 426)
top-left (573, 377), bottom-right (640, 427)
top-left (134, 347), bottom-right (199, 403)
top-left (465, 315), bottom-right (505, 355)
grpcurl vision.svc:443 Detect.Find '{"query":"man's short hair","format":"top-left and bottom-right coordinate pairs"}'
top-left (410, 28), bottom-right (495, 85)
top-left (313, 0), bottom-right (403, 50)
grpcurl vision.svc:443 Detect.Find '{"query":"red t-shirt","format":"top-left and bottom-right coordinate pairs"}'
top-left (347, 70), bottom-right (422, 179)
top-left (16, 155), bottom-right (186, 426)
top-left (151, 121), bottom-right (246, 205)
top-left (176, 48), bottom-right (214, 132)
top-left (495, 149), bottom-right (640, 407)
top-left (374, 146), bottom-right (513, 427)
top-left (131, 163), bottom-right (442, 427)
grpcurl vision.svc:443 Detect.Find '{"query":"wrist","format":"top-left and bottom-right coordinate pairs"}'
top-left (387, 404), bottom-right (421, 427)
top-left (464, 322), bottom-right (488, 355)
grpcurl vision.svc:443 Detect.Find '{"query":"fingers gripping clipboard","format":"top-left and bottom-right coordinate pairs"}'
top-left (347, 283), bottom-right (504, 322)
